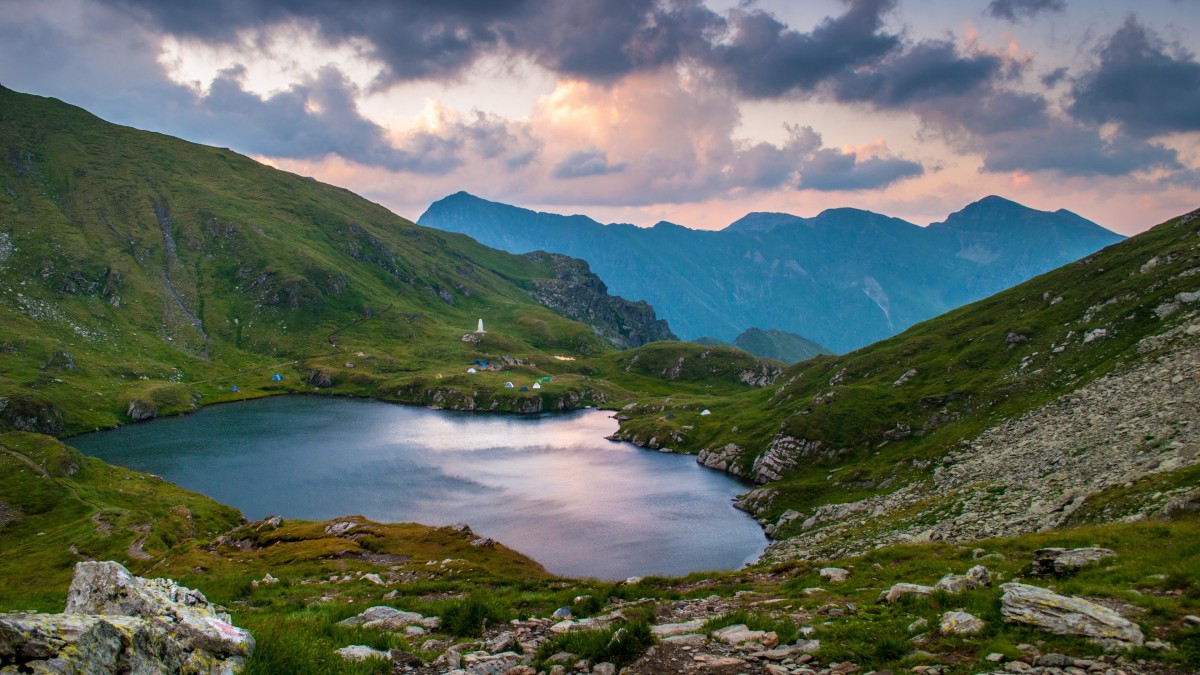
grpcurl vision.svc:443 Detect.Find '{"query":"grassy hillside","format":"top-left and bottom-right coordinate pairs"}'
top-left (613, 208), bottom-right (1200, 534)
top-left (0, 86), bottom-right (701, 433)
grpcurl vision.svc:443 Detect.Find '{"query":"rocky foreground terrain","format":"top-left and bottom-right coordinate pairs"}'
top-left (5, 545), bottom-right (1191, 675)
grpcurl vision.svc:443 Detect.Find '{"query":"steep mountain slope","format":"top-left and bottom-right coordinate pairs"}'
top-left (0, 86), bottom-right (673, 433)
top-left (611, 207), bottom-right (1200, 558)
top-left (418, 192), bottom-right (1124, 352)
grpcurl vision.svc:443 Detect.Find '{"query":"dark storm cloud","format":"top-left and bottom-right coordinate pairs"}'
top-left (553, 148), bottom-right (629, 179)
top-left (980, 124), bottom-right (1180, 176)
top-left (800, 150), bottom-right (925, 191)
top-left (105, 0), bottom-right (721, 85)
top-left (833, 39), bottom-right (1002, 107)
top-left (1040, 66), bottom-right (1069, 87)
top-left (986, 0), bottom-right (1067, 22)
top-left (110, 0), bottom-right (516, 83)
top-left (1069, 17), bottom-right (1200, 137)
top-left (705, 0), bottom-right (902, 98)
top-left (171, 67), bottom-right (539, 174)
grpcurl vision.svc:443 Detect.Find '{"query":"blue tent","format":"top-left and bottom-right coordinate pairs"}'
top-left (519, 386), bottom-right (530, 391)
top-left (270, 373), bottom-right (283, 381)
top-left (230, 386), bottom-right (239, 393)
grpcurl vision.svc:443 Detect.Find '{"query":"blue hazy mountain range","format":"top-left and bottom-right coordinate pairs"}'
top-left (418, 193), bottom-right (1123, 352)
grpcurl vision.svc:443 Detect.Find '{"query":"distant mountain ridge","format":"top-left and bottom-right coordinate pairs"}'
top-left (695, 328), bottom-right (833, 364)
top-left (418, 192), bottom-right (1124, 352)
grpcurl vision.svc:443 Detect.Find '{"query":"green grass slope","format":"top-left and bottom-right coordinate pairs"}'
top-left (613, 208), bottom-right (1200, 527)
top-left (0, 86), bottom-right (687, 433)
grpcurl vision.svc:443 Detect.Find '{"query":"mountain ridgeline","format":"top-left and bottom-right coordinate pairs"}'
top-left (419, 192), bottom-right (1125, 352)
top-left (695, 327), bottom-right (833, 364)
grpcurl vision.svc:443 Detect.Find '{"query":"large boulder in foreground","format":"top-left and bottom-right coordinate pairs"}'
top-left (1000, 582), bottom-right (1144, 649)
top-left (0, 561), bottom-right (253, 673)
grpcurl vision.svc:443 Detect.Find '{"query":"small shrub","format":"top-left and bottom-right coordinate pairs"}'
top-left (534, 621), bottom-right (654, 669)
top-left (442, 594), bottom-right (508, 637)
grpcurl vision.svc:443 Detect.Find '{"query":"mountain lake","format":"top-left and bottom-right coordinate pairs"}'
top-left (70, 396), bottom-right (766, 579)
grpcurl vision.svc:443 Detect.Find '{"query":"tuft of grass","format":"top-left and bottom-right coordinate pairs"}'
top-left (441, 594), bottom-right (511, 637)
top-left (534, 620), bottom-right (654, 669)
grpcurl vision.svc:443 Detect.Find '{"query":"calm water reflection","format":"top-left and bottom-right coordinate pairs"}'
top-left (70, 396), bottom-right (765, 579)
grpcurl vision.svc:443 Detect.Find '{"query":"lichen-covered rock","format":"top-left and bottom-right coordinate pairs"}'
top-left (940, 610), bottom-right (985, 634)
top-left (879, 565), bottom-right (991, 602)
top-left (1000, 582), bottom-right (1144, 649)
top-left (0, 561), bottom-right (252, 673)
top-left (337, 606), bottom-right (425, 631)
top-left (65, 561), bottom-right (254, 659)
top-left (934, 565), bottom-right (992, 593)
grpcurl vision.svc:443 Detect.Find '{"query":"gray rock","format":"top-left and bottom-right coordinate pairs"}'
top-left (651, 619), bottom-right (705, 637)
top-left (935, 565), bottom-right (992, 593)
top-left (1, 561), bottom-right (251, 674)
top-left (551, 606), bottom-right (573, 620)
top-left (878, 582), bottom-right (934, 603)
top-left (592, 663), bottom-right (617, 675)
top-left (337, 606), bottom-right (425, 630)
top-left (126, 399), bottom-right (157, 421)
top-left (893, 368), bottom-right (918, 387)
top-left (65, 560), bottom-right (254, 659)
top-left (1000, 582), bottom-right (1144, 649)
top-left (820, 567), bottom-right (850, 582)
top-left (1030, 547), bottom-right (1116, 576)
top-left (711, 624), bottom-right (765, 644)
top-left (661, 633), bottom-right (706, 646)
top-left (939, 610), bottom-right (985, 634)
top-left (336, 644), bottom-right (391, 661)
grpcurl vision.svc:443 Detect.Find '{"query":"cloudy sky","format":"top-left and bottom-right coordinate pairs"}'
top-left (2, 0), bottom-right (1197, 234)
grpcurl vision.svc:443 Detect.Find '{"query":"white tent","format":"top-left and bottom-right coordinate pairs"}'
top-left (467, 368), bottom-right (477, 374)
top-left (700, 409), bottom-right (711, 415)
top-left (504, 382), bottom-right (514, 388)
top-left (532, 382), bottom-right (541, 389)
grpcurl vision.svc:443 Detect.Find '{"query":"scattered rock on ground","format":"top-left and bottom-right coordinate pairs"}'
top-left (1000, 582), bottom-right (1144, 649)
top-left (1031, 547), bottom-right (1116, 576)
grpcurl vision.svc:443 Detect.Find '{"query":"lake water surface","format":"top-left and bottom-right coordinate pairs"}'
top-left (71, 396), bottom-right (765, 579)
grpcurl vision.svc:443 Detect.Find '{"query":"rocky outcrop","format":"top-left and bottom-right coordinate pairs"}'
top-left (520, 252), bottom-right (675, 349)
top-left (879, 565), bottom-right (991, 603)
top-left (0, 395), bottom-right (65, 434)
top-left (0, 561), bottom-right (253, 673)
top-left (1031, 547), bottom-right (1116, 576)
top-left (697, 443), bottom-right (747, 477)
top-left (1000, 582), bottom-right (1144, 650)
top-left (126, 399), bottom-right (157, 421)
top-left (750, 436), bottom-right (836, 484)
top-left (337, 606), bottom-right (438, 631)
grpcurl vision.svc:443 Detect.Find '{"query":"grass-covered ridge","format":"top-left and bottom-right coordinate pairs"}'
top-left (0, 86), bottom-right (744, 434)
top-left (612, 207), bottom-right (1200, 532)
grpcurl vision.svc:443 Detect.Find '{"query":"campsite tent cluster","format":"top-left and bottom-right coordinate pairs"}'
top-left (466, 361), bottom-right (551, 391)
top-left (229, 373), bottom-right (284, 393)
